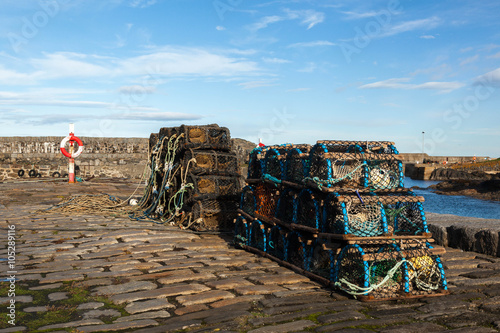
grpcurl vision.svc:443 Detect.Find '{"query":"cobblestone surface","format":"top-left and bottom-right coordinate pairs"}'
top-left (0, 180), bottom-right (499, 332)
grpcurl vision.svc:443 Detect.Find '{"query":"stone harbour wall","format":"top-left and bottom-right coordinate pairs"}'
top-left (0, 136), bottom-right (149, 180)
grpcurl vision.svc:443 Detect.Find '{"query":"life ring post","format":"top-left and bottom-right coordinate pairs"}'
top-left (60, 123), bottom-right (84, 184)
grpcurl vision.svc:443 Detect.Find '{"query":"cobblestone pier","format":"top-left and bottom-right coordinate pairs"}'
top-left (1, 180), bottom-right (500, 332)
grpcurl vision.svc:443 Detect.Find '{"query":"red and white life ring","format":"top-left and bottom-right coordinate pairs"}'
top-left (60, 135), bottom-right (84, 158)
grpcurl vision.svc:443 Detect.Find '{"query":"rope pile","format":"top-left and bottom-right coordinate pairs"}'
top-left (237, 139), bottom-right (448, 301)
top-left (131, 124), bottom-right (241, 231)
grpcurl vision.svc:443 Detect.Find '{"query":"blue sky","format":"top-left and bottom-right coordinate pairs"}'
top-left (0, 0), bottom-right (499, 157)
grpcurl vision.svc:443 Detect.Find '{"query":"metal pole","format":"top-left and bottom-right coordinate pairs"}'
top-left (422, 131), bottom-right (425, 161)
top-left (69, 123), bottom-right (75, 184)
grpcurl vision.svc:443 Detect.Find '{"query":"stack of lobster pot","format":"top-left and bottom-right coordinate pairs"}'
top-left (134, 124), bottom-right (241, 231)
top-left (237, 140), bottom-right (448, 301)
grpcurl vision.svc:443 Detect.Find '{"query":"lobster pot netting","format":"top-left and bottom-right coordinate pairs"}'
top-left (284, 148), bottom-right (310, 183)
top-left (249, 220), bottom-right (267, 252)
top-left (382, 195), bottom-right (429, 235)
top-left (324, 196), bottom-right (387, 236)
top-left (333, 241), bottom-right (446, 299)
top-left (264, 148), bottom-right (289, 179)
top-left (255, 183), bottom-right (280, 219)
top-left (247, 147), bottom-right (266, 179)
top-left (183, 150), bottom-right (239, 176)
top-left (275, 188), bottom-right (297, 223)
top-left (187, 174), bottom-right (241, 199)
top-left (179, 124), bottom-right (231, 151)
top-left (308, 151), bottom-right (403, 190)
top-left (308, 240), bottom-right (334, 280)
top-left (286, 232), bottom-right (311, 270)
top-left (317, 141), bottom-right (398, 154)
top-left (267, 226), bottom-right (286, 260)
top-left (295, 189), bottom-right (322, 229)
top-left (240, 185), bottom-right (257, 216)
top-left (190, 198), bottom-right (238, 231)
top-left (234, 216), bottom-right (249, 246)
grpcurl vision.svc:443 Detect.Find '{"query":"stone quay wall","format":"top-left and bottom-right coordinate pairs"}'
top-left (0, 136), bottom-right (149, 180)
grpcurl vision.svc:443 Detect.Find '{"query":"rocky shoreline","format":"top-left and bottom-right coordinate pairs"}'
top-left (429, 167), bottom-right (500, 202)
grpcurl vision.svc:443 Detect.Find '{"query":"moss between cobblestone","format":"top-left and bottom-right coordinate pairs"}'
top-left (0, 280), bottom-right (129, 331)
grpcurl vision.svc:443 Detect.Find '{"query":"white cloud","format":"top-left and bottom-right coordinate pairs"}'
top-left (262, 57), bottom-right (291, 64)
top-left (360, 77), bottom-right (464, 93)
top-left (487, 51), bottom-right (500, 59)
top-left (119, 85), bottom-right (156, 94)
top-left (238, 80), bottom-right (277, 89)
top-left (1, 47), bottom-right (262, 86)
top-left (474, 67), bottom-right (500, 85)
top-left (340, 11), bottom-right (380, 20)
top-left (248, 15), bottom-right (284, 31)
top-left (216, 26), bottom-right (226, 31)
top-left (298, 62), bottom-right (316, 73)
top-left (460, 55), bottom-right (479, 66)
top-left (286, 88), bottom-right (310, 92)
top-left (129, 0), bottom-right (157, 8)
top-left (420, 35), bottom-right (435, 39)
top-left (248, 9), bottom-right (325, 31)
top-left (287, 40), bottom-right (335, 48)
top-left (380, 17), bottom-right (440, 38)
top-left (114, 112), bottom-right (201, 121)
top-left (460, 47), bottom-right (473, 53)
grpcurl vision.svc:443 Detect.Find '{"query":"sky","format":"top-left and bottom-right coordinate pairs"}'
top-left (0, 0), bottom-right (499, 157)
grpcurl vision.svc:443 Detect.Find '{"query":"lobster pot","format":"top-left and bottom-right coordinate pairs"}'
top-left (190, 198), bottom-right (238, 231)
top-left (247, 147), bottom-right (266, 179)
top-left (316, 141), bottom-right (399, 154)
top-left (286, 232), bottom-right (313, 270)
top-left (308, 240), bottom-right (334, 280)
top-left (275, 188), bottom-right (297, 223)
top-left (187, 174), bottom-right (241, 199)
top-left (234, 216), bottom-right (249, 246)
top-left (179, 124), bottom-right (231, 151)
top-left (267, 226), bottom-right (286, 260)
top-left (149, 133), bottom-right (159, 152)
top-left (264, 147), bottom-right (289, 179)
top-left (255, 182), bottom-right (280, 219)
top-left (295, 189), bottom-right (322, 229)
top-left (381, 193), bottom-right (429, 235)
top-left (183, 149), bottom-right (239, 176)
top-left (240, 185), bottom-right (256, 216)
top-left (249, 220), bottom-right (267, 252)
top-left (308, 151), bottom-right (403, 190)
top-left (284, 148), bottom-right (310, 183)
top-left (333, 241), bottom-right (447, 300)
top-left (323, 194), bottom-right (388, 236)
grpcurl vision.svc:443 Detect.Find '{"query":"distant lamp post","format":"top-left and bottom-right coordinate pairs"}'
top-left (422, 131), bottom-right (425, 154)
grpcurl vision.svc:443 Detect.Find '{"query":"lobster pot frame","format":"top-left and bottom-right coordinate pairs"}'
top-left (187, 174), bottom-right (241, 200)
top-left (284, 148), bottom-right (310, 183)
top-left (323, 194), bottom-right (388, 237)
top-left (255, 182), bottom-right (280, 219)
top-left (149, 133), bottom-right (159, 152)
top-left (275, 188), bottom-right (297, 223)
top-left (380, 193), bottom-right (429, 235)
top-left (267, 226), bottom-right (286, 260)
top-left (190, 198), bottom-right (238, 231)
top-left (308, 240), bottom-right (334, 280)
top-left (234, 216), bottom-right (249, 246)
top-left (316, 141), bottom-right (399, 154)
top-left (286, 232), bottom-right (312, 270)
top-left (183, 149), bottom-right (239, 176)
top-left (248, 147), bottom-right (266, 179)
top-left (264, 147), bottom-right (289, 179)
top-left (333, 241), bottom-right (447, 300)
top-left (178, 124), bottom-right (231, 151)
top-left (295, 189), bottom-right (322, 229)
top-left (249, 220), bottom-right (267, 252)
top-left (240, 185), bottom-right (257, 216)
top-left (308, 151), bottom-right (403, 190)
